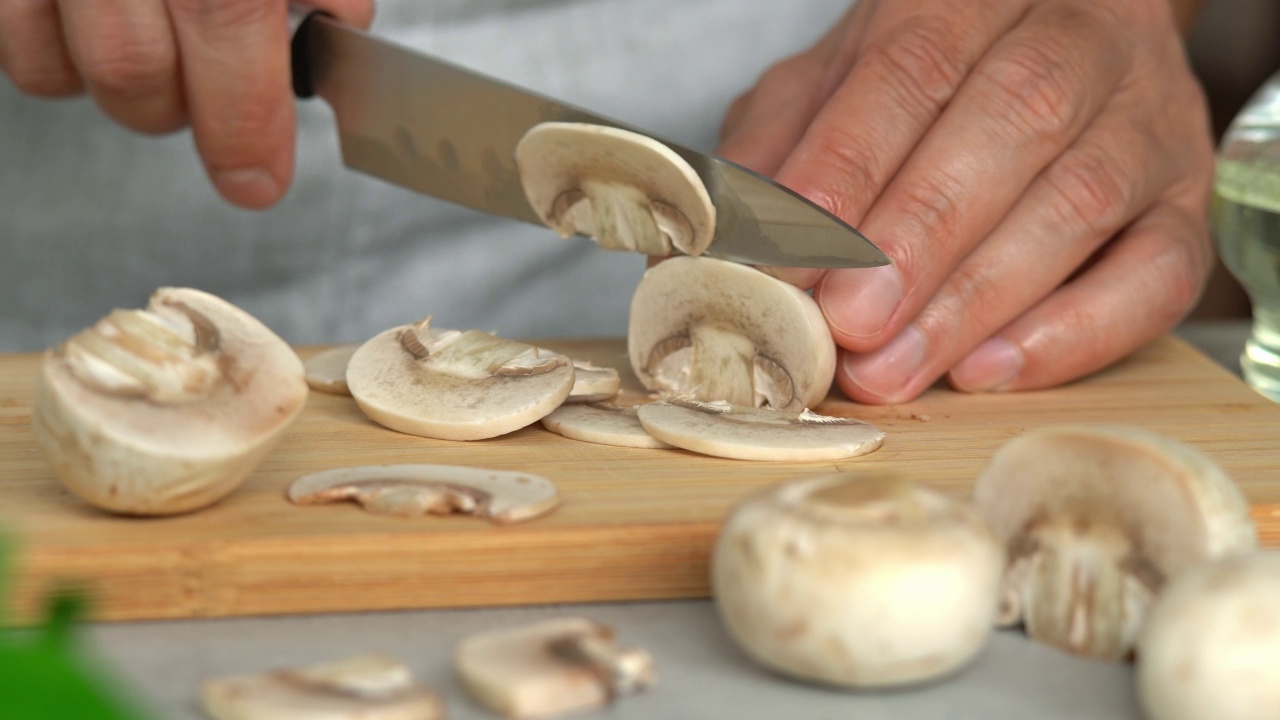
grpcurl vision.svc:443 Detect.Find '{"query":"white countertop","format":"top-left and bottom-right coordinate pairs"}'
top-left (79, 320), bottom-right (1259, 720)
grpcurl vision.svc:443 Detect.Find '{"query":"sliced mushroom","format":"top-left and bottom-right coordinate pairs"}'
top-left (303, 343), bottom-right (359, 395)
top-left (455, 617), bottom-right (655, 719)
top-left (286, 464), bottom-right (561, 524)
top-left (540, 400), bottom-right (671, 449)
top-left (713, 474), bottom-right (1005, 688)
top-left (31, 287), bottom-right (308, 515)
top-left (201, 652), bottom-right (443, 720)
top-left (1136, 551), bottom-right (1280, 720)
top-left (345, 317), bottom-right (575, 441)
top-left (971, 424), bottom-right (1259, 661)
top-left (515, 121), bottom-right (715, 257)
top-left (635, 396), bottom-right (882, 461)
top-left (565, 359), bottom-right (621, 403)
top-left (627, 256), bottom-right (835, 411)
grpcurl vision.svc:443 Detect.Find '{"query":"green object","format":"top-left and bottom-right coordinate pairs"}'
top-left (0, 534), bottom-right (157, 720)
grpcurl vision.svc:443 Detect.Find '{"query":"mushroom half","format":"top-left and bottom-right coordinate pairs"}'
top-left (31, 287), bottom-right (308, 515)
top-left (628, 256), bottom-right (836, 411)
top-left (345, 317), bottom-right (575, 441)
top-left (287, 464), bottom-right (561, 524)
top-left (713, 474), bottom-right (1005, 688)
top-left (971, 424), bottom-right (1259, 661)
top-left (515, 121), bottom-right (715, 257)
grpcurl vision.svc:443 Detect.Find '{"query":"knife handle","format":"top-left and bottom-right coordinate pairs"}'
top-left (288, 1), bottom-right (328, 98)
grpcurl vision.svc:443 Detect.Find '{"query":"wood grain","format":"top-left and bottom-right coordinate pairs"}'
top-left (2, 336), bottom-right (1278, 625)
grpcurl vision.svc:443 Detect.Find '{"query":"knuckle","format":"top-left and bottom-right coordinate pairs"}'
top-left (797, 123), bottom-right (885, 222)
top-left (197, 100), bottom-right (286, 167)
top-left (979, 42), bottom-right (1080, 142)
top-left (862, 18), bottom-right (970, 116)
top-left (1044, 145), bottom-right (1134, 238)
top-left (78, 39), bottom-right (174, 97)
top-left (890, 169), bottom-right (965, 246)
top-left (167, 0), bottom-right (274, 29)
top-left (7, 64), bottom-right (81, 96)
top-left (928, 262), bottom-right (1005, 333)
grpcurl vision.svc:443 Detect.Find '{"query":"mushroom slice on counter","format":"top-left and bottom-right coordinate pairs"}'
top-left (346, 316), bottom-right (575, 441)
top-left (303, 343), bottom-right (359, 395)
top-left (635, 396), bottom-right (883, 461)
top-left (287, 464), bottom-right (561, 524)
top-left (627, 256), bottom-right (835, 411)
top-left (201, 652), bottom-right (443, 720)
top-left (971, 424), bottom-right (1259, 661)
top-left (540, 400), bottom-right (671, 449)
top-left (31, 286), bottom-right (308, 516)
top-left (713, 474), bottom-right (1005, 688)
top-left (565, 359), bottom-right (621, 403)
top-left (1136, 551), bottom-right (1280, 720)
top-left (515, 121), bottom-right (715, 257)
top-left (455, 617), bottom-right (656, 719)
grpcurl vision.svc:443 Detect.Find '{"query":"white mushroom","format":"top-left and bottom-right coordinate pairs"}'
top-left (455, 617), bottom-right (655, 719)
top-left (970, 424), bottom-right (1259, 661)
top-left (201, 652), bottom-right (443, 720)
top-left (635, 396), bottom-right (883, 461)
top-left (286, 464), bottom-right (561, 524)
top-left (565, 359), bottom-right (621, 403)
top-left (540, 400), bottom-right (671, 449)
top-left (627, 256), bottom-right (835, 411)
top-left (712, 474), bottom-right (1005, 688)
top-left (345, 317), bottom-right (575, 441)
top-left (1135, 551), bottom-right (1280, 720)
top-left (515, 121), bottom-right (715, 257)
top-left (303, 343), bottom-right (359, 395)
top-left (31, 287), bottom-right (308, 515)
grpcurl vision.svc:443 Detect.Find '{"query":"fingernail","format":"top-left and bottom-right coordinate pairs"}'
top-left (841, 325), bottom-right (925, 401)
top-left (819, 265), bottom-right (904, 342)
top-left (951, 338), bottom-right (1023, 392)
top-left (212, 167), bottom-right (282, 208)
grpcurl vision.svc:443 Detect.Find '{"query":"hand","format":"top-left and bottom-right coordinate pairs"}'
top-left (0, 0), bottom-right (374, 209)
top-left (718, 0), bottom-right (1215, 404)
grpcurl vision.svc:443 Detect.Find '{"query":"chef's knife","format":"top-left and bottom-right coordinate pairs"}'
top-left (288, 6), bottom-right (889, 269)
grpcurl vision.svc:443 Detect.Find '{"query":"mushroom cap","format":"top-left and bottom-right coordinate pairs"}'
top-left (712, 474), bottom-right (1005, 688)
top-left (201, 652), bottom-right (443, 720)
top-left (635, 397), bottom-right (883, 461)
top-left (287, 464), bottom-right (561, 524)
top-left (627, 257), bottom-right (836, 412)
top-left (304, 344), bottom-right (359, 395)
top-left (515, 122), bottom-right (715, 257)
top-left (971, 425), bottom-right (1258, 581)
top-left (540, 401), bottom-right (671, 449)
top-left (32, 287), bottom-right (308, 515)
top-left (1136, 552), bottom-right (1280, 720)
top-left (346, 321), bottom-right (575, 441)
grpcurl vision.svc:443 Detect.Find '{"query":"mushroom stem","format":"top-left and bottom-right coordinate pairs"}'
top-left (686, 325), bottom-right (757, 406)
top-left (547, 630), bottom-right (656, 697)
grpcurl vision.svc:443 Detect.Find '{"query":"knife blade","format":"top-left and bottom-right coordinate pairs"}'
top-left (288, 8), bottom-right (889, 269)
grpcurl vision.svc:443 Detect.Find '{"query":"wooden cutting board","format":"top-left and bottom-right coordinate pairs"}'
top-left (1, 336), bottom-right (1278, 625)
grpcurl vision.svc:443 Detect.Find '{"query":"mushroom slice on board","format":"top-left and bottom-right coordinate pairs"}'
top-left (627, 256), bottom-right (835, 411)
top-left (1136, 551), bottom-right (1280, 720)
top-left (31, 287), bottom-right (308, 516)
top-left (564, 359), bottom-right (621, 403)
top-left (303, 343), bottom-right (359, 395)
top-left (713, 474), bottom-right (1005, 689)
top-left (287, 464), bottom-right (561, 524)
top-left (201, 652), bottom-right (443, 720)
top-left (971, 424), bottom-right (1259, 661)
top-left (540, 400), bottom-right (671, 449)
top-left (346, 317), bottom-right (575, 441)
top-left (455, 617), bottom-right (656, 719)
top-left (635, 396), bottom-right (883, 461)
top-left (515, 121), bottom-right (715, 257)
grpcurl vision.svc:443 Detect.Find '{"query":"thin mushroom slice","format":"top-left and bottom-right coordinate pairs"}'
top-left (541, 400), bottom-right (671, 449)
top-left (201, 652), bottom-right (443, 720)
top-left (303, 343), bottom-right (359, 395)
top-left (455, 617), bottom-right (656, 719)
top-left (287, 464), bottom-right (561, 524)
top-left (32, 287), bottom-right (308, 515)
top-left (713, 474), bottom-right (1005, 689)
top-left (515, 122), bottom-right (715, 257)
top-left (627, 256), bottom-right (835, 411)
top-left (346, 317), bottom-right (575, 441)
top-left (565, 359), bottom-right (621, 403)
top-left (635, 396), bottom-right (883, 461)
top-left (971, 424), bottom-right (1259, 662)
